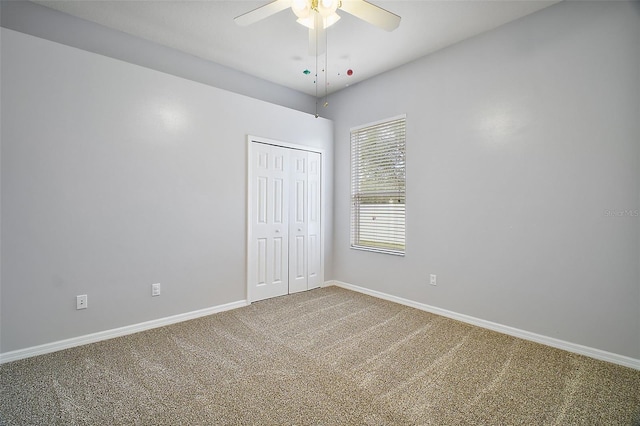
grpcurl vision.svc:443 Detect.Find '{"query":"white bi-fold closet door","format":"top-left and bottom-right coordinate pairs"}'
top-left (248, 140), bottom-right (323, 302)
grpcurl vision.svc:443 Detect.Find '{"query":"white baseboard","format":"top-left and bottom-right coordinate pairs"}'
top-left (323, 280), bottom-right (640, 370)
top-left (5, 283), bottom-right (639, 371)
top-left (0, 299), bottom-right (249, 365)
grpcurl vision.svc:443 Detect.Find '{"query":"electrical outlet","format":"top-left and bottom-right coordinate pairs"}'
top-left (152, 283), bottom-right (161, 297)
top-left (430, 274), bottom-right (437, 286)
top-left (76, 294), bottom-right (88, 310)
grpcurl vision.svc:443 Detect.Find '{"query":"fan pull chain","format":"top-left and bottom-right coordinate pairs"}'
top-left (323, 22), bottom-right (329, 108)
top-left (315, 21), bottom-right (319, 118)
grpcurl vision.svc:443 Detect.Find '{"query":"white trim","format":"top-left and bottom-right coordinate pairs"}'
top-left (247, 135), bottom-right (325, 155)
top-left (350, 245), bottom-right (405, 257)
top-left (349, 113), bottom-right (407, 133)
top-left (0, 299), bottom-right (248, 365)
top-left (323, 280), bottom-right (640, 370)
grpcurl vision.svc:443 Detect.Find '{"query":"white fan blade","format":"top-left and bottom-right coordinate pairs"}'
top-left (340, 0), bottom-right (400, 31)
top-left (309, 14), bottom-right (326, 56)
top-left (234, 0), bottom-right (291, 26)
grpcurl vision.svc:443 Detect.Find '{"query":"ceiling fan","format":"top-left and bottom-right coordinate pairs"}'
top-left (235, 0), bottom-right (401, 55)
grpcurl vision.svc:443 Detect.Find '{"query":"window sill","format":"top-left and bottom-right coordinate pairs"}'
top-left (350, 245), bottom-right (405, 256)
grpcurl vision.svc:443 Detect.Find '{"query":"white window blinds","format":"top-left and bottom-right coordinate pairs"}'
top-left (351, 115), bottom-right (406, 255)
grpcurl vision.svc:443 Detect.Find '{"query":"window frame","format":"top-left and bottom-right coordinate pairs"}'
top-left (350, 114), bottom-right (406, 256)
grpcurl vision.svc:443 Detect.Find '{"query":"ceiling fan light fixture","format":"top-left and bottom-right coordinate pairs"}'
top-left (317, 0), bottom-right (339, 18)
top-left (297, 13), bottom-right (339, 30)
top-left (323, 13), bottom-right (341, 28)
top-left (292, 0), bottom-right (312, 19)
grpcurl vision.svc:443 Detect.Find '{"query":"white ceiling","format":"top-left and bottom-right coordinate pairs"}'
top-left (34, 0), bottom-right (560, 97)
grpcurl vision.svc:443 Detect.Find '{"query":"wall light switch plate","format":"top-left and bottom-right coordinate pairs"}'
top-left (430, 274), bottom-right (437, 286)
top-left (152, 283), bottom-right (161, 297)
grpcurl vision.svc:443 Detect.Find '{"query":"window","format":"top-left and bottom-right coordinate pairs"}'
top-left (350, 115), bottom-right (406, 255)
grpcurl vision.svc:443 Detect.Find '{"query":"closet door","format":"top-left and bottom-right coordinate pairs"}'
top-left (248, 143), bottom-right (290, 302)
top-left (307, 151), bottom-right (322, 289)
top-left (248, 141), bottom-right (323, 302)
top-left (287, 150), bottom-right (322, 293)
top-left (288, 150), bottom-right (308, 293)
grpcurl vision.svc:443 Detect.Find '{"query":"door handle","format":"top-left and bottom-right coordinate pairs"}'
top-left (298, 228), bottom-right (302, 232)
top-left (275, 229), bottom-right (280, 233)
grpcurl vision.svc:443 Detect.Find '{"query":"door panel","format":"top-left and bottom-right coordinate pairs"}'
top-left (295, 236), bottom-right (305, 278)
top-left (257, 238), bottom-right (267, 285)
top-left (273, 179), bottom-right (284, 223)
top-left (257, 177), bottom-right (267, 224)
top-left (295, 180), bottom-right (305, 222)
top-left (273, 237), bottom-right (283, 282)
top-left (249, 143), bottom-right (289, 301)
top-left (307, 151), bottom-right (322, 289)
top-left (288, 150), bottom-right (308, 294)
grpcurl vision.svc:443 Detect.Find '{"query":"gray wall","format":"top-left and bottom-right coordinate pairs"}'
top-left (0, 0), bottom-right (317, 115)
top-left (0, 28), bottom-right (333, 353)
top-left (326, 1), bottom-right (640, 359)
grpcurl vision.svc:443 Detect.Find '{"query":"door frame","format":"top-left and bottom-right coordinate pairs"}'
top-left (246, 135), bottom-right (325, 303)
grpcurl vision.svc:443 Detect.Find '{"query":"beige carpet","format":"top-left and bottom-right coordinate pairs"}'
top-left (1, 286), bottom-right (639, 425)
